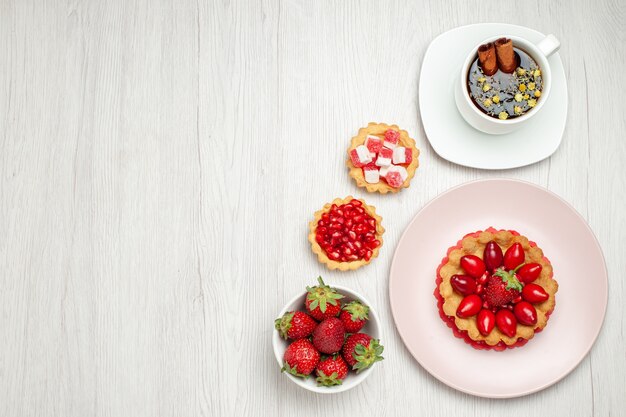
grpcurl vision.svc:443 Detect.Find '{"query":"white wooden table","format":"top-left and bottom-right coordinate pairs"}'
top-left (1, 1), bottom-right (624, 416)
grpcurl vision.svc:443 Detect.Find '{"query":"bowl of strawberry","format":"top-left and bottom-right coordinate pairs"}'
top-left (273, 277), bottom-right (384, 393)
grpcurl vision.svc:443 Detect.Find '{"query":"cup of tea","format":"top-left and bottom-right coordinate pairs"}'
top-left (454, 34), bottom-right (560, 135)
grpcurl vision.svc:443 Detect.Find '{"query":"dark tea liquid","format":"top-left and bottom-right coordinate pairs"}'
top-left (467, 47), bottom-right (543, 120)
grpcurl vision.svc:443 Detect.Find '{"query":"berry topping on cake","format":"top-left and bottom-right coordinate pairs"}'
top-left (309, 197), bottom-right (384, 270)
top-left (436, 229), bottom-right (558, 351)
top-left (484, 269), bottom-right (523, 307)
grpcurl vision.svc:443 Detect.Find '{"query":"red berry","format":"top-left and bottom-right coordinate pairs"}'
top-left (476, 309), bottom-right (495, 336)
top-left (483, 270), bottom-right (522, 307)
top-left (315, 355), bottom-right (349, 386)
top-left (339, 300), bottom-right (369, 333)
top-left (516, 263), bottom-right (543, 283)
top-left (521, 283), bottom-right (549, 303)
top-left (342, 333), bottom-right (384, 373)
top-left (282, 339), bottom-right (321, 377)
top-left (312, 318), bottom-right (345, 354)
top-left (315, 199), bottom-right (380, 262)
top-left (503, 243), bottom-right (525, 270)
top-left (483, 241), bottom-right (503, 271)
top-left (275, 311), bottom-right (318, 340)
top-left (450, 275), bottom-right (477, 296)
top-left (305, 277), bottom-right (344, 320)
top-left (460, 255), bottom-right (486, 278)
top-left (514, 301), bottom-right (538, 326)
top-left (456, 294), bottom-right (482, 318)
top-left (495, 309), bottom-right (517, 337)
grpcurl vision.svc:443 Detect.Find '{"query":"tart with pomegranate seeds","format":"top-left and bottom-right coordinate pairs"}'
top-left (309, 196), bottom-right (384, 271)
top-left (347, 122), bottom-right (419, 193)
top-left (435, 228), bottom-right (558, 351)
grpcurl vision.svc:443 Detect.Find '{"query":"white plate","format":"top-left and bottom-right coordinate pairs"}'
top-left (419, 24), bottom-right (568, 169)
top-left (389, 179), bottom-right (607, 398)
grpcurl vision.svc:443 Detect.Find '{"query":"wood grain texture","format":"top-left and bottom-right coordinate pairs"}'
top-left (0, 0), bottom-right (624, 416)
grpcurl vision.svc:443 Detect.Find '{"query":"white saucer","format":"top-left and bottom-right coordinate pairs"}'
top-left (419, 24), bottom-right (568, 170)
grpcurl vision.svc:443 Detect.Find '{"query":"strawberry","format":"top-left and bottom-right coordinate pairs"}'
top-left (305, 276), bottom-right (344, 321)
top-left (282, 339), bottom-right (320, 377)
top-left (315, 355), bottom-right (349, 386)
top-left (275, 311), bottom-right (318, 340)
top-left (484, 268), bottom-right (523, 307)
top-left (342, 333), bottom-right (384, 373)
top-left (339, 300), bottom-right (370, 333)
top-left (312, 317), bottom-right (345, 354)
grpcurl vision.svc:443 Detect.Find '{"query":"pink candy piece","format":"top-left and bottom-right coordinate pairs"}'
top-left (392, 146), bottom-right (413, 165)
top-left (384, 165), bottom-right (408, 188)
top-left (363, 164), bottom-right (380, 184)
top-left (349, 145), bottom-right (373, 167)
top-left (365, 135), bottom-right (383, 155)
top-left (375, 147), bottom-right (393, 167)
top-left (383, 129), bottom-right (400, 149)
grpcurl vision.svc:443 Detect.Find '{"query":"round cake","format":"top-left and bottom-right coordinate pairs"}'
top-left (435, 227), bottom-right (558, 351)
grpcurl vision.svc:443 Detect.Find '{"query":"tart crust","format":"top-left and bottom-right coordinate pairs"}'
top-left (308, 196), bottom-right (385, 271)
top-left (436, 228), bottom-right (558, 350)
top-left (347, 122), bottom-right (420, 193)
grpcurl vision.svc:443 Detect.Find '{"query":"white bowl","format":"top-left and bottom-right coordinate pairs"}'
top-left (272, 285), bottom-right (382, 394)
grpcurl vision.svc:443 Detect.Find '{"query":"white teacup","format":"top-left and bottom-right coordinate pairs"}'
top-left (454, 34), bottom-right (560, 135)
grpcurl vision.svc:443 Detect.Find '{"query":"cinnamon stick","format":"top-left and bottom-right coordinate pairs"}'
top-left (477, 43), bottom-right (498, 76)
top-left (495, 38), bottom-right (517, 73)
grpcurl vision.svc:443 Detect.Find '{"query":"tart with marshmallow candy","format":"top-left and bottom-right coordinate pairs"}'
top-left (347, 123), bottom-right (420, 193)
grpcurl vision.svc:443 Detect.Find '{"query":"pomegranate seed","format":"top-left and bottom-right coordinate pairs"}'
top-left (477, 273), bottom-right (488, 285)
top-left (512, 296), bottom-right (522, 304)
top-left (482, 301), bottom-right (490, 309)
top-left (315, 202), bottom-right (379, 263)
top-left (476, 284), bottom-right (483, 294)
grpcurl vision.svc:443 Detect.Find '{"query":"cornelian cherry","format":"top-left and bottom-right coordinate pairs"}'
top-left (316, 199), bottom-right (380, 262)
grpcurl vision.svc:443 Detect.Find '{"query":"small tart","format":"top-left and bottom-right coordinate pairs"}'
top-left (308, 196), bottom-right (384, 271)
top-left (436, 228), bottom-right (558, 351)
top-left (347, 122), bottom-right (419, 193)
